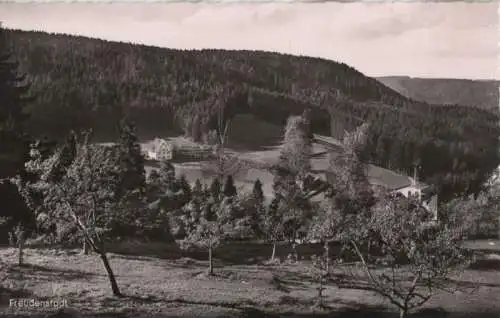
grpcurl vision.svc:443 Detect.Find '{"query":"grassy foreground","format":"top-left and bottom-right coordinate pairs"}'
top-left (1, 242), bottom-right (500, 318)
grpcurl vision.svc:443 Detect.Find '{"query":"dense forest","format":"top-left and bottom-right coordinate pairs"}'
top-left (6, 29), bottom-right (417, 140)
top-left (4, 28), bottom-right (500, 201)
top-left (377, 76), bottom-right (499, 113)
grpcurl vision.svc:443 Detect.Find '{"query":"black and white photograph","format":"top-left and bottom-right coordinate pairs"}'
top-left (0, 2), bottom-right (499, 318)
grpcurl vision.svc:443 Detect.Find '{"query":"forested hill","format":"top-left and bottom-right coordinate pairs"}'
top-left (377, 76), bottom-right (499, 113)
top-left (6, 29), bottom-right (500, 201)
top-left (4, 29), bottom-right (464, 139)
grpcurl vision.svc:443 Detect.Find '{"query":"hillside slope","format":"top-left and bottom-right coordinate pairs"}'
top-left (377, 76), bottom-right (499, 113)
top-left (3, 29), bottom-right (449, 140)
top-left (4, 29), bottom-right (500, 200)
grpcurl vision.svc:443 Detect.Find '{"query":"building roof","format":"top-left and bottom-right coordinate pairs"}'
top-left (312, 134), bottom-right (344, 150)
top-left (366, 164), bottom-right (414, 191)
top-left (311, 134), bottom-right (429, 191)
top-left (322, 165), bottom-right (420, 191)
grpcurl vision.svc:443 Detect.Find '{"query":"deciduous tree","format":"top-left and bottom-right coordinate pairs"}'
top-left (278, 115), bottom-right (312, 179)
top-left (202, 103), bottom-right (243, 181)
top-left (269, 113), bottom-right (315, 260)
top-left (340, 194), bottom-right (472, 318)
top-left (307, 122), bottom-right (375, 276)
top-left (185, 193), bottom-right (230, 275)
top-left (41, 130), bottom-right (122, 296)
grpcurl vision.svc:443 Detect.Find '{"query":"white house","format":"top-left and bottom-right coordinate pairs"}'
top-left (146, 150), bottom-right (158, 160)
top-left (315, 134), bottom-right (439, 220)
top-left (144, 138), bottom-right (174, 161)
top-left (367, 165), bottom-right (438, 221)
top-left (487, 166), bottom-right (500, 187)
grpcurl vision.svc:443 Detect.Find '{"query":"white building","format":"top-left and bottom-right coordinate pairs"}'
top-left (316, 135), bottom-right (439, 220)
top-left (368, 165), bottom-right (438, 221)
top-left (144, 138), bottom-right (174, 161)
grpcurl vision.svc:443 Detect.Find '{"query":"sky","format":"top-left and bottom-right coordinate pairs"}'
top-left (1, 2), bottom-right (499, 80)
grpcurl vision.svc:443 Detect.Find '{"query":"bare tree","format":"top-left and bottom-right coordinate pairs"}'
top-left (261, 197), bottom-right (286, 262)
top-left (202, 103), bottom-right (243, 181)
top-left (0, 177), bottom-right (36, 267)
top-left (307, 121), bottom-right (375, 284)
top-left (307, 201), bottom-right (344, 273)
top-left (191, 104), bottom-right (244, 272)
top-left (340, 194), bottom-right (473, 318)
top-left (309, 253), bottom-right (329, 308)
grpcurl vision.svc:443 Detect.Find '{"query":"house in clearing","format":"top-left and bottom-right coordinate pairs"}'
top-left (143, 138), bottom-right (174, 161)
top-left (312, 134), bottom-right (439, 220)
top-left (240, 134), bottom-right (438, 220)
top-left (363, 164), bottom-right (438, 220)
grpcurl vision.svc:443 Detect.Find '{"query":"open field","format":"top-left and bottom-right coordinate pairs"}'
top-left (142, 132), bottom-right (331, 201)
top-left (138, 113), bottom-right (295, 197)
top-left (103, 111), bottom-right (333, 199)
top-left (145, 160), bottom-right (277, 201)
top-left (1, 242), bottom-right (500, 318)
top-left (225, 114), bottom-right (284, 151)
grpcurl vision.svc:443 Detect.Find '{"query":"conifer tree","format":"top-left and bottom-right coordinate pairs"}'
top-left (0, 24), bottom-right (32, 180)
top-left (247, 178), bottom-right (265, 238)
top-left (176, 174), bottom-right (192, 204)
top-left (47, 131), bottom-right (77, 183)
top-left (158, 160), bottom-right (177, 193)
top-left (223, 175), bottom-right (237, 198)
top-left (0, 24), bottom-right (34, 262)
top-left (191, 115), bottom-right (202, 142)
top-left (192, 178), bottom-right (203, 198)
top-left (210, 177), bottom-right (222, 201)
top-left (252, 179), bottom-right (264, 203)
top-left (116, 116), bottom-right (145, 198)
top-left (148, 169), bottom-right (160, 183)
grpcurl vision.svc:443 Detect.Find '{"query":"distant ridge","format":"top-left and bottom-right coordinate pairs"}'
top-left (377, 76), bottom-right (499, 113)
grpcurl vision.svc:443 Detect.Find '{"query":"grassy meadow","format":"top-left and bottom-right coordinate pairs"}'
top-left (1, 241), bottom-right (500, 318)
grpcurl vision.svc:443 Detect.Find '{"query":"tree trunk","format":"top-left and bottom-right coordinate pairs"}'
top-left (18, 236), bottom-right (25, 266)
top-left (208, 245), bottom-right (214, 275)
top-left (98, 251), bottom-right (121, 296)
top-left (399, 307), bottom-right (408, 318)
top-left (497, 215), bottom-right (500, 239)
top-left (324, 241), bottom-right (330, 274)
top-left (271, 242), bottom-right (277, 261)
top-left (318, 276), bottom-right (323, 307)
top-left (82, 239), bottom-right (89, 255)
top-left (292, 241), bottom-right (298, 262)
